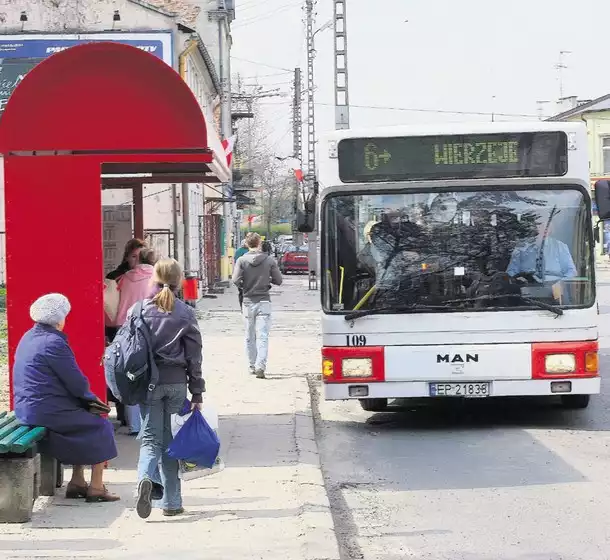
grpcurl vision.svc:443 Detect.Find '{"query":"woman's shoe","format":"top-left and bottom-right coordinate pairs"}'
top-left (65, 483), bottom-right (88, 499)
top-left (136, 478), bottom-right (153, 519)
top-left (85, 486), bottom-right (120, 503)
top-left (162, 507), bottom-right (185, 517)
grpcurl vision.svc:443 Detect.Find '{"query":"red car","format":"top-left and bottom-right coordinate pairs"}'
top-left (279, 245), bottom-right (309, 274)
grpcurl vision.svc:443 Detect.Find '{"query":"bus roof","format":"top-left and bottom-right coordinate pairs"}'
top-left (317, 121), bottom-right (585, 144)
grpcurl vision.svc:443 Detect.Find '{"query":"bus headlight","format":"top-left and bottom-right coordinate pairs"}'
top-left (342, 358), bottom-right (373, 378)
top-left (545, 354), bottom-right (576, 374)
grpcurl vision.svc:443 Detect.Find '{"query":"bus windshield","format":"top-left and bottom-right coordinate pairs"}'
top-left (322, 186), bottom-right (594, 314)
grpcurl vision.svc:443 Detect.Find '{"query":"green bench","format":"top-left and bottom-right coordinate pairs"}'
top-left (0, 411), bottom-right (63, 523)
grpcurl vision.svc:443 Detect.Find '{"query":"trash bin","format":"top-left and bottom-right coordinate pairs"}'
top-left (182, 273), bottom-right (199, 303)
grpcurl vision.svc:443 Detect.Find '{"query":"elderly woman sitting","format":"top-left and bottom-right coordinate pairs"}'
top-left (12, 294), bottom-right (119, 502)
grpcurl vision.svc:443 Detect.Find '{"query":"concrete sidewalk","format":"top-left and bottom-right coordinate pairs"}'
top-left (0, 278), bottom-right (340, 560)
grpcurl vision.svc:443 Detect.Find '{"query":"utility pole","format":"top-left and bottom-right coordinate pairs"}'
top-left (293, 68), bottom-right (303, 165)
top-left (334, 0), bottom-right (350, 129)
top-left (305, 0), bottom-right (319, 287)
top-left (536, 100), bottom-right (551, 121)
top-left (292, 67), bottom-right (303, 246)
top-left (555, 50), bottom-right (571, 101)
top-left (306, 0), bottom-right (316, 180)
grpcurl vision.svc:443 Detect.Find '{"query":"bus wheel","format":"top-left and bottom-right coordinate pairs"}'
top-left (561, 394), bottom-right (590, 410)
top-left (360, 398), bottom-right (388, 412)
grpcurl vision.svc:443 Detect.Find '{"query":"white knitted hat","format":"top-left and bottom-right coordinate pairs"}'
top-left (30, 293), bottom-right (71, 326)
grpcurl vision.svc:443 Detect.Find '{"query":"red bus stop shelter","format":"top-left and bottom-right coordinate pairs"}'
top-left (0, 42), bottom-right (229, 406)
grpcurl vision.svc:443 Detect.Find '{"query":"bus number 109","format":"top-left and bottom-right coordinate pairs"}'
top-left (346, 335), bottom-right (367, 347)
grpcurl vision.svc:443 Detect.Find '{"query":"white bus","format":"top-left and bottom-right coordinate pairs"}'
top-left (315, 122), bottom-right (599, 411)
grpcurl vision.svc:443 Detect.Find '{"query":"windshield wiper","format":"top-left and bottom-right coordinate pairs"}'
top-left (344, 303), bottom-right (447, 321)
top-left (445, 293), bottom-right (564, 317)
top-left (345, 293), bottom-right (564, 321)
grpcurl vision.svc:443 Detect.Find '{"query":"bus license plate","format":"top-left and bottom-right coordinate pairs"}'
top-left (429, 382), bottom-right (490, 398)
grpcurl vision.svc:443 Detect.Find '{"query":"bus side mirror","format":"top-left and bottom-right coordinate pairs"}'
top-left (297, 210), bottom-right (315, 233)
top-left (297, 197), bottom-right (316, 233)
top-left (595, 180), bottom-right (610, 220)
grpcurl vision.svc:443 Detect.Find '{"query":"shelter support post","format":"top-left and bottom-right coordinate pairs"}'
top-left (133, 183), bottom-right (144, 239)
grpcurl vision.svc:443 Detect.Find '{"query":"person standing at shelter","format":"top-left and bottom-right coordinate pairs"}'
top-left (104, 238), bottom-right (147, 427)
top-left (135, 259), bottom-right (204, 519)
top-left (13, 294), bottom-right (120, 502)
top-left (231, 233), bottom-right (283, 379)
top-left (114, 248), bottom-right (158, 435)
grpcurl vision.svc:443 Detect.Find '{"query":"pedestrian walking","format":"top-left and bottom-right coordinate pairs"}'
top-left (135, 258), bottom-right (204, 519)
top-left (234, 239), bottom-right (249, 310)
top-left (231, 232), bottom-right (283, 379)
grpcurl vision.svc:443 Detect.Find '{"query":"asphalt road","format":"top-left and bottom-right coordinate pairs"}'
top-left (313, 272), bottom-right (610, 560)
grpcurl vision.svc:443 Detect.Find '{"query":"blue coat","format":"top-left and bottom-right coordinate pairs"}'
top-left (13, 324), bottom-right (117, 466)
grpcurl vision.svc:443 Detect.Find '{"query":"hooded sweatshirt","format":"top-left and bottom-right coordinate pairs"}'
top-left (115, 264), bottom-right (154, 326)
top-left (232, 250), bottom-right (283, 304)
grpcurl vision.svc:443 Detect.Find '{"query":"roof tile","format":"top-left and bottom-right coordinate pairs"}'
top-left (136, 0), bottom-right (201, 27)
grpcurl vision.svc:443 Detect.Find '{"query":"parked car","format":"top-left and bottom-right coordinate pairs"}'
top-left (279, 245), bottom-right (309, 274)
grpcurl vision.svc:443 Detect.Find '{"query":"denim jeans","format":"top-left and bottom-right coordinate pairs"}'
top-left (137, 383), bottom-right (187, 510)
top-left (242, 300), bottom-right (272, 371)
top-left (126, 404), bottom-right (141, 434)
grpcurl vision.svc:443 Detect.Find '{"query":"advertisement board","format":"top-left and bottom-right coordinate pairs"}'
top-left (0, 32), bottom-right (173, 115)
top-left (102, 205), bottom-right (133, 275)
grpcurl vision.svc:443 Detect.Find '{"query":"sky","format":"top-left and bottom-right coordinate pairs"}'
top-left (230, 0), bottom-right (610, 160)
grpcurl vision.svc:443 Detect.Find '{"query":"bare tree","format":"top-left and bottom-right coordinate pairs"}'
top-left (233, 80), bottom-right (295, 237)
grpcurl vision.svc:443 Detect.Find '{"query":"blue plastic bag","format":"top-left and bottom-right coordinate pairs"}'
top-left (167, 408), bottom-right (220, 469)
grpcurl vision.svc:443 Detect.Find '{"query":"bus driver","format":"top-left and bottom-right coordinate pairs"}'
top-left (506, 215), bottom-right (577, 283)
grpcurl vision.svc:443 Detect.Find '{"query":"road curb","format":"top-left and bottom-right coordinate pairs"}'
top-left (295, 380), bottom-right (341, 560)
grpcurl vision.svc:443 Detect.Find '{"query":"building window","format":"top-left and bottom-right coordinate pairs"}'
top-left (603, 137), bottom-right (610, 174)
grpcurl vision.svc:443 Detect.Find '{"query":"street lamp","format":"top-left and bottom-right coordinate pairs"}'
top-left (313, 20), bottom-right (333, 41)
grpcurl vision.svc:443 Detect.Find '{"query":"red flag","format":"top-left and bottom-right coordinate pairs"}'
top-left (294, 169), bottom-right (304, 182)
top-left (222, 135), bottom-right (236, 168)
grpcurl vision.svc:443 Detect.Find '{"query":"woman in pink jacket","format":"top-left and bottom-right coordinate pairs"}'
top-left (115, 248), bottom-right (157, 434)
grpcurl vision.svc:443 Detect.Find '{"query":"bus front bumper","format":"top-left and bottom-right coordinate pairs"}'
top-left (323, 377), bottom-right (601, 400)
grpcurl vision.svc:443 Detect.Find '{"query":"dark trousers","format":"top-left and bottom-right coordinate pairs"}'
top-left (105, 325), bottom-right (126, 426)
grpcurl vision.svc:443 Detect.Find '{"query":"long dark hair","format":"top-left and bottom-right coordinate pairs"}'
top-left (122, 238), bottom-right (146, 264)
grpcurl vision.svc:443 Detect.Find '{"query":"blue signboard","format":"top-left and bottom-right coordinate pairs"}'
top-left (0, 38), bottom-right (166, 59)
top-left (0, 32), bottom-right (172, 114)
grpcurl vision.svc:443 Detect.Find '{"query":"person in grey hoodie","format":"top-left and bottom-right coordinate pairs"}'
top-left (232, 232), bottom-right (283, 379)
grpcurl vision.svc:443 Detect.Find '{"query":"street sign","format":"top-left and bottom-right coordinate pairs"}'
top-left (233, 168), bottom-right (255, 191)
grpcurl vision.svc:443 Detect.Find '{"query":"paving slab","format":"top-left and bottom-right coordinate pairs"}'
top-left (0, 277), bottom-right (339, 560)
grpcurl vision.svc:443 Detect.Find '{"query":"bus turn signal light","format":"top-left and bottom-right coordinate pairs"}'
top-left (585, 351), bottom-right (598, 373)
top-left (322, 358), bottom-right (334, 378)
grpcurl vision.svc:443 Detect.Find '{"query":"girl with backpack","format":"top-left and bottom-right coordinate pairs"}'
top-left (135, 259), bottom-right (204, 519)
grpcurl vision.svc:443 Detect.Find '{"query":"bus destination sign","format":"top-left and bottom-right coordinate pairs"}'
top-left (337, 131), bottom-right (568, 183)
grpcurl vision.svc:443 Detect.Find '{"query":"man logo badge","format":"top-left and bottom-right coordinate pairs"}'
top-left (437, 354), bottom-right (479, 364)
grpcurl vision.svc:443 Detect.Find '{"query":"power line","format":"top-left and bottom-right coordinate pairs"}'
top-left (236, 71), bottom-right (293, 79)
top-left (230, 56), bottom-right (293, 72)
top-left (256, 99), bottom-right (541, 119)
top-left (232, 0), bottom-right (303, 28)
